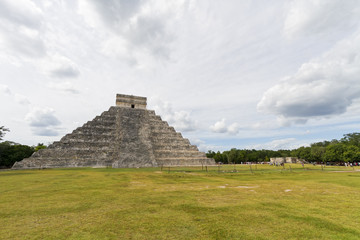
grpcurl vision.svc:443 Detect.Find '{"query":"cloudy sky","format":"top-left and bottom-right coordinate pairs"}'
top-left (1, 0), bottom-right (360, 151)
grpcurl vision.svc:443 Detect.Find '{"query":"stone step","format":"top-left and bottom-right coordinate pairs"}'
top-left (32, 153), bottom-right (118, 160)
top-left (148, 115), bottom-right (162, 121)
top-left (150, 132), bottom-right (182, 139)
top-left (148, 118), bottom-right (169, 125)
top-left (153, 150), bottom-right (205, 158)
top-left (153, 150), bottom-right (205, 156)
top-left (147, 110), bottom-right (156, 116)
top-left (31, 155), bottom-right (116, 163)
top-left (95, 113), bottom-right (116, 119)
top-left (17, 157), bottom-right (114, 168)
top-left (52, 139), bottom-right (115, 145)
top-left (93, 117), bottom-right (116, 124)
top-left (152, 139), bottom-right (192, 144)
top-left (61, 134), bottom-right (116, 142)
top-left (150, 125), bottom-right (176, 132)
top-left (77, 122), bottom-right (116, 129)
top-left (151, 131), bottom-right (182, 136)
top-left (151, 139), bottom-right (188, 145)
top-left (151, 139), bottom-right (193, 145)
top-left (107, 106), bottom-right (119, 112)
top-left (74, 125), bottom-right (116, 133)
top-left (99, 114), bottom-right (116, 120)
top-left (56, 144), bottom-right (113, 151)
top-left (94, 111), bottom-right (116, 118)
top-left (150, 134), bottom-right (188, 140)
top-left (153, 144), bottom-right (198, 151)
top-left (150, 129), bottom-right (177, 134)
top-left (156, 158), bottom-right (215, 166)
top-left (151, 135), bottom-right (188, 141)
top-left (159, 138), bottom-right (191, 145)
top-left (83, 120), bottom-right (116, 128)
top-left (33, 148), bottom-right (117, 157)
top-left (153, 148), bottom-right (205, 154)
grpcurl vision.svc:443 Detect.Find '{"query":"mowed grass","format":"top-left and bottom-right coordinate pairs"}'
top-left (1, 164), bottom-right (360, 240)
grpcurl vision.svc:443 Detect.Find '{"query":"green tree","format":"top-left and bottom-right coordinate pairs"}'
top-left (341, 133), bottom-right (360, 147)
top-left (206, 150), bottom-right (216, 159)
top-left (34, 143), bottom-right (47, 151)
top-left (311, 146), bottom-right (326, 163)
top-left (227, 148), bottom-right (239, 164)
top-left (343, 145), bottom-right (360, 162)
top-left (323, 143), bottom-right (345, 163)
top-left (238, 150), bottom-right (247, 162)
top-left (206, 132), bottom-right (360, 166)
top-left (293, 146), bottom-right (311, 161)
top-left (0, 141), bottom-right (35, 168)
top-left (0, 126), bottom-right (9, 141)
top-left (311, 141), bottom-right (331, 147)
top-left (213, 151), bottom-right (224, 163)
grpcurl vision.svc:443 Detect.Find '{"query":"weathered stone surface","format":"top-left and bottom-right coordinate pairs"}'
top-left (116, 94), bottom-right (147, 109)
top-left (12, 94), bottom-right (215, 169)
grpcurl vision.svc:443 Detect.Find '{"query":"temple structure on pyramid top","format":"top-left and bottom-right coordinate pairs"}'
top-left (12, 94), bottom-right (215, 169)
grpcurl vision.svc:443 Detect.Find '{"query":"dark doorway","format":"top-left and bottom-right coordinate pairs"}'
top-left (131, 104), bottom-right (135, 108)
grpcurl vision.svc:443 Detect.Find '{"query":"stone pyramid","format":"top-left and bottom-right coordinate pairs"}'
top-left (12, 94), bottom-right (215, 169)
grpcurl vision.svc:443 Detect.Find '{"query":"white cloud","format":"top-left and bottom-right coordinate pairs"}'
top-left (248, 138), bottom-right (308, 150)
top-left (0, 0), bottom-right (42, 29)
top-left (26, 107), bottom-right (60, 127)
top-left (25, 107), bottom-right (61, 136)
top-left (188, 138), bottom-right (216, 153)
top-left (78, 0), bottom-right (142, 30)
top-left (78, 0), bottom-right (185, 64)
top-left (40, 54), bottom-right (80, 78)
top-left (284, 0), bottom-right (360, 39)
top-left (47, 81), bottom-right (80, 94)
top-left (0, 0), bottom-right (45, 58)
top-left (14, 94), bottom-right (30, 105)
top-left (0, 85), bottom-right (31, 105)
top-left (150, 97), bottom-right (197, 132)
top-left (30, 128), bottom-right (59, 137)
top-left (251, 120), bottom-right (279, 130)
top-left (101, 36), bottom-right (138, 66)
top-left (0, 84), bottom-right (11, 95)
top-left (210, 119), bottom-right (227, 133)
top-left (258, 31), bottom-right (360, 125)
top-left (169, 111), bottom-right (196, 132)
top-left (3, 29), bottom-right (46, 58)
top-left (210, 119), bottom-right (239, 135)
top-left (227, 123), bottom-right (240, 135)
top-left (125, 14), bottom-right (173, 59)
top-left (210, 118), bottom-right (227, 133)
top-left (50, 65), bottom-right (80, 79)
top-left (39, 54), bottom-right (80, 94)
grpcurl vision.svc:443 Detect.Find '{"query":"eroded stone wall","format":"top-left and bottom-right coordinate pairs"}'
top-left (116, 94), bottom-right (147, 109)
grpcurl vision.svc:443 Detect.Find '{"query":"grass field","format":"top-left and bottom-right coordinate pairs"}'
top-left (1, 164), bottom-right (360, 240)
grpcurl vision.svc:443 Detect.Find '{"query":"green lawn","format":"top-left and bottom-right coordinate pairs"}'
top-left (1, 164), bottom-right (360, 240)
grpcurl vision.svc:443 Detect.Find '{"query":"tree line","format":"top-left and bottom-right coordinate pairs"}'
top-left (1, 125), bottom-right (360, 167)
top-left (206, 133), bottom-right (360, 164)
top-left (0, 126), bottom-right (46, 168)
